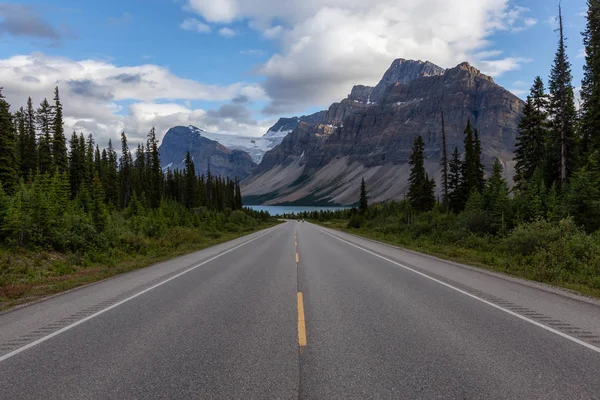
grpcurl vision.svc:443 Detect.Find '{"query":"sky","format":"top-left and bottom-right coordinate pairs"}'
top-left (0, 0), bottom-right (589, 146)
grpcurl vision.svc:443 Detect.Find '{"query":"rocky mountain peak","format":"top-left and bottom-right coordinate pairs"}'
top-left (450, 62), bottom-right (495, 84)
top-left (349, 58), bottom-right (445, 103)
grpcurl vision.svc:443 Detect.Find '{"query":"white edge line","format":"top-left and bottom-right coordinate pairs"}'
top-left (0, 228), bottom-right (276, 363)
top-left (317, 227), bottom-right (600, 355)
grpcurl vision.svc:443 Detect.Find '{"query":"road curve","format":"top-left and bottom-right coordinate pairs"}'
top-left (1, 221), bottom-right (599, 399)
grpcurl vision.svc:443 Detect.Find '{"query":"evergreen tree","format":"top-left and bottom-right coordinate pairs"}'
top-left (483, 159), bottom-right (511, 234)
top-left (580, 0), bottom-right (600, 156)
top-left (548, 4), bottom-right (578, 186)
top-left (234, 178), bottom-right (243, 210)
top-left (36, 98), bottom-right (53, 174)
top-left (407, 136), bottom-right (436, 212)
top-left (68, 132), bottom-right (86, 198)
top-left (183, 151), bottom-right (198, 208)
top-left (146, 127), bottom-right (162, 208)
top-left (440, 110), bottom-right (449, 207)
top-left (448, 146), bottom-right (463, 212)
top-left (22, 98), bottom-right (37, 179)
top-left (0, 89), bottom-right (19, 193)
top-left (565, 151), bottom-right (600, 232)
top-left (118, 132), bottom-right (133, 209)
top-left (514, 77), bottom-right (551, 190)
top-left (104, 139), bottom-right (118, 207)
top-left (52, 87), bottom-right (68, 173)
top-left (359, 177), bottom-right (368, 215)
top-left (85, 134), bottom-right (95, 187)
top-left (460, 120), bottom-right (483, 201)
top-left (133, 143), bottom-right (147, 197)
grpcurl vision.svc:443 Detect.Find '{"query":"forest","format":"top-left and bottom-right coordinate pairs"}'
top-left (0, 89), bottom-right (273, 309)
top-left (300, 4), bottom-right (600, 297)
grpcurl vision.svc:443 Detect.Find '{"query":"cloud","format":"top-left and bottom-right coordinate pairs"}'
top-left (108, 12), bottom-right (133, 26)
top-left (180, 18), bottom-right (211, 33)
top-left (577, 48), bottom-right (586, 59)
top-left (218, 27), bottom-right (236, 37)
top-left (240, 49), bottom-right (265, 56)
top-left (0, 52), bottom-right (269, 146)
top-left (0, 3), bottom-right (62, 39)
top-left (513, 80), bottom-right (526, 87)
top-left (186, 0), bottom-right (538, 115)
top-left (67, 80), bottom-right (114, 101)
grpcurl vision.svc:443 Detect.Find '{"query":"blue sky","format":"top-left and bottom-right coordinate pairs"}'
top-left (0, 0), bottom-right (589, 144)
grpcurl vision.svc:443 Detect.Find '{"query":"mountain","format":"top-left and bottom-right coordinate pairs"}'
top-left (159, 126), bottom-right (256, 179)
top-left (242, 59), bottom-right (524, 206)
top-left (264, 111), bottom-right (327, 139)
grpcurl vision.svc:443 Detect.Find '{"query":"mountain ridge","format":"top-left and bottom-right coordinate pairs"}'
top-left (242, 59), bottom-right (524, 206)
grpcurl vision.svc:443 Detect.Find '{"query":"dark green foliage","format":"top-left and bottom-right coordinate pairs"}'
top-left (407, 136), bottom-right (436, 212)
top-left (20, 99), bottom-right (38, 179)
top-left (359, 177), bottom-right (368, 215)
top-left (548, 5), bottom-right (578, 186)
top-left (52, 87), bottom-right (68, 173)
top-left (514, 77), bottom-right (551, 190)
top-left (460, 120), bottom-right (484, 200)
top-left (36, 98), bottom-right (53, 175)
top-left (146, 128), bottom-right (162, 208)
top-left (118, 132), bottom-right (133, 208)
top-left (0, 89), bottom-right (19, 194)
top-left (565, 151), bottom-right (600, 232)
top-left (580, 0), bottom-right (600, 157)
top-left (448, 147), bottom-right (463, 213)
top-left (440, 111), bottom-right (449, 207)
top-left (483, 159), bottom-right (511, 234)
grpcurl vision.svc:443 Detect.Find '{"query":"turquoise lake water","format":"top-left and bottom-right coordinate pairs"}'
top-left (246, 205), bottom-right (350, 216)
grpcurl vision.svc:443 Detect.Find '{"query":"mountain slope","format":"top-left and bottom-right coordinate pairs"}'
top-left (159, 126), bottom-right (256, 179)
top-left (243, 60), bottom-right (524, 206)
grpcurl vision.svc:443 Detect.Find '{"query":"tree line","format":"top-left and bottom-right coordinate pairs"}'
top-left (0, 88), bottom-right (250, 250)
top-left (403, 3), bottom-right (600, 234)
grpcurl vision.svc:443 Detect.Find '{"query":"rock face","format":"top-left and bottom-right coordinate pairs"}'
top-left (159, 126), bottom-right (256, 180)
top-left (243, 59), bottom-right (524, 206)
top-left (263, 111), bottom-right (327, 138)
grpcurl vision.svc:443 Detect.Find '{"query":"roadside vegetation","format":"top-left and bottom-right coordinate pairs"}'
top-left (0, 89), bottom-right (275, 310)
top-left (298, 4), bottom-right (600, 298)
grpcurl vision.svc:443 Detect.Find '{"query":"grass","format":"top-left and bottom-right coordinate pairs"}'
top-left (316, 219), bottom-right (600, 299)
top-left (0, 221), bottom-right (281, 312)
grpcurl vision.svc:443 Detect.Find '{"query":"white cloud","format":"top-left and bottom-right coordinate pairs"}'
top-left (186, 0), bottom-right (538, 114)
top-left (240, 49), bottom-right (265, 56)
top-left (218, 27), bottom-right (236, 37)
top-left (513, 80), bottom-right (526, 86)
top-left (0, 53), bottom-right (269, 146)
top-left (577, 48), bottom-right (586, 59)
top-left (180, 18), bottom-right (211, 33)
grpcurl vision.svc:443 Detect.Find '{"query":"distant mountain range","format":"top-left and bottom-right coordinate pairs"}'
top-left (243, 59), bottom-right (524, 206)
top-left (158, 58), bottom-right (524, 205)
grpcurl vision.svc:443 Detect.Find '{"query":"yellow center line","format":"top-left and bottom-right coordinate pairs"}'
top-left (297, 292), bottom-right (307, 347)
top-left (296, 252), bottom-right (299, 263)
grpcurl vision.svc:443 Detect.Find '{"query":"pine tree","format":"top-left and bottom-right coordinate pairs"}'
top-left (460, 120), bottom-right (483, 201)
top-left (36, 98), bottom-right (53, 174)
top-left (548, 4), bottom-right (578, 187)
top-left (359, 177), bottom-right (368, 215)
top-left (52, 87), bottom-right (68, 173)
top-left (183, 151), bottom-right (198, 208)
top-left (565, 151), bottom-right (600, 232)
top-left (407, 136), bottom-right (436, 212)
top-left (484, 159), bottom-right (511, 234)
top-left (440, 110), bottom-right (449, 207)
top-left (104, 139), bottom-right (118, 207)
top-left (473, 129), bottom-right (485, 192)
top-left (448, 146), bottom-right (463, 213)
top-left (580, 0), bottom-right (600, 157)
top-left (22, 98), bottom-right (37, 179)
top-left (146, 127), bottom-right (162, 208)
top-left (234, 178), bottom-right (243, 210)
top-left (68, 132), bottom-right (86, 198)
top-left (133, 143), bottom-right (146, 197)
top-left (85, 134), bottom-right (95, 187)
top-left (514, 77), bottom-right (551, 190)
top-left (0, 89), bottom-right (19, 193)
top-left (118, 132), bottom-right (133, 209)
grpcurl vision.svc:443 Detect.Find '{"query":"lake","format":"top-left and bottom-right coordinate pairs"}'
top-left (246, 205), bottom-right (350, 216)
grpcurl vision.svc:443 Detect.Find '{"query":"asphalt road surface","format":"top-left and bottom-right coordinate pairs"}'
top-left (1, 221), bottom-right (600, 399)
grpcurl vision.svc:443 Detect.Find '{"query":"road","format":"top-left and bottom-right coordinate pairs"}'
top-left (1, 221), bottom-right (600, 399)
